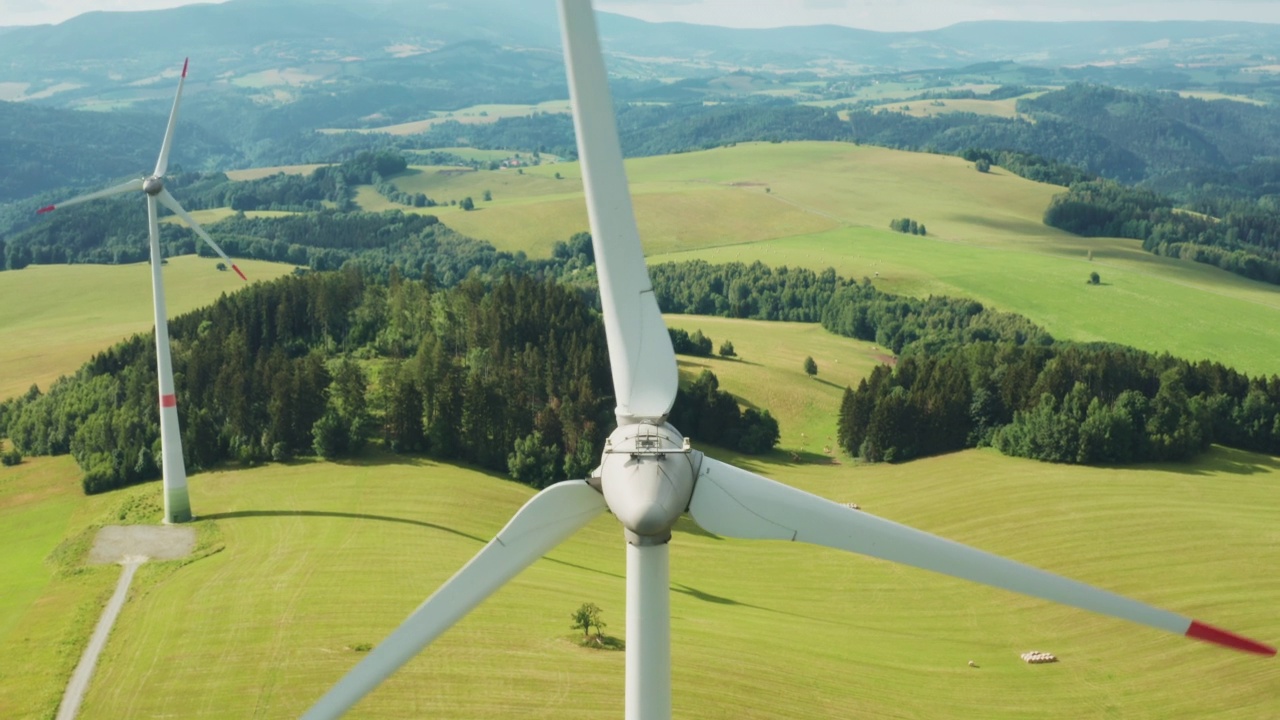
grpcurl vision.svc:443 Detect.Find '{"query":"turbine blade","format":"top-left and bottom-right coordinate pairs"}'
top-left (559, 0), bottom-right (677, 423)
top-left (36, 178), bottom-right (144, 214)
top-left (153, 58), bottom-right (188, 178)
top-left (688, 457), bottom-right (1275, 657)
top-left (302, 480), bottom-right (608, 720)
top-left (156, 189), bottom-right (246, 280)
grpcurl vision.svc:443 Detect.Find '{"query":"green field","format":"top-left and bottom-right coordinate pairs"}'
top-left (354, 141), bottom-right (1280, 378)
top-left (318, 100), bottom-right (573, 136)
top-left (6, 139), bottom-right (1280, 718)
top-left (0, 257), bottom-right (297, 401)
top-left (868, 96), bottom-right (1038, 119)
top-left (664, 315), bottom-right (883, 454)
top-left (224, 164), bottom-right (330, 181)
top-left (3, 440), bottom-right (1276, 719)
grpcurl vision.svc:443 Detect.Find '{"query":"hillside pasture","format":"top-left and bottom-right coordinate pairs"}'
top-left (0, 257), bottom-right (297, 401)
top-left (224, 164), bottom-right (330, 181)
top-left (868, 96), bottom-right (1031, 118)
top-left (318, 100), bottom-right (573, 136)
top-left (663, 315), bottom-right (882, 453)
top-left (26, 445), bottom-right (1277, 720)
top-left (351, 141), bottom-right (1280, 377)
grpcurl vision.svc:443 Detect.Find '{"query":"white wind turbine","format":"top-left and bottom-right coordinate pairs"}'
top-left (37, 59), bottom-right (245, 525)
top-left (304, 2), bottom-right (1275, 717)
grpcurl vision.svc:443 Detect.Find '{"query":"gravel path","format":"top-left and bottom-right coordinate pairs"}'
top-left (56, 559), bottom-right (142, 720)
top-left (56, 524), bottom-right (198, 719)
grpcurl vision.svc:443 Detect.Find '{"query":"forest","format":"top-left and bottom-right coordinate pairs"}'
top-left (0, 264), bottom-right (779, 495)
top-left (1044, 179), bottom-right (1280, 285)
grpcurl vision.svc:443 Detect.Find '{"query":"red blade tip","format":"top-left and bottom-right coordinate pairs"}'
top-left (232, 264), bottom-right (247, 281)
top-left (1186, 620), bottom-right (1276, 656)
top-left (36, 205), bottom-right (55, 214)
top-left (182, 58), bottom-right (189, 78)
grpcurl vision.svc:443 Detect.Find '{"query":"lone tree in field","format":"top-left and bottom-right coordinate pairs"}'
top-left (461, 196), bottom-right (475, 211)
top-left (719, 340), bottom-right (736, 358)
top-left (804, 356), bottom-right (818, 378)
top-left (571, 602), bottom-right (606, 639)
top-left (1089, 271), bottom-right (1101, 285)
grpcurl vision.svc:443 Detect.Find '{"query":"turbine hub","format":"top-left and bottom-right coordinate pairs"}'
top-left (599, 422), bottom-right (701, 545)
top-left (143, 176), bottom-right (164, 196)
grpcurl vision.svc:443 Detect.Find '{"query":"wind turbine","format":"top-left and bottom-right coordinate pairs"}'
top-left (36, 59), bottom-right (245, 525)
top-left (304, 2), bottom-right (1274, 717)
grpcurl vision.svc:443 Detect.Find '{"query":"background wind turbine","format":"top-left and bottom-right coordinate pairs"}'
top-left (303, 2), bottom-right (1274, 717)
top-left (36, 59), bottom-right (245, 525)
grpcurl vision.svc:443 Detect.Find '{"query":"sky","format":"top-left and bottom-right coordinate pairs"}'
top-left (2, 0), bottom-right (1279, 30)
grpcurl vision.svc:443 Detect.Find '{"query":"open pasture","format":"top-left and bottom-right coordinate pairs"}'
top-left (0, 453), bottom-right (131, 720)
top-left (356, 141), bottom-right (1280, 377)
top-left (319, 100), bottom-right (573, 136)
top-left (663, 315), bottom-right (883, 453)
top-left (224, 164), bottom-right (330, 181)
top-left (0, 256), bottom-right (297, 401)
top-left (2, 443), bottom-right (1269, 719)
top-left (868, 96), bottom-right (1031, 118)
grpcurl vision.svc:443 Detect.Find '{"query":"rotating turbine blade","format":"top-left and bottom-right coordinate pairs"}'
top-left (36, 178), bottom-right (144, 215)
top-left (688, 457), bottom-right (1275, 656)
top-left (303, 480), bottom-right (608, 720)
top-left (560, 0), bottom-right (677, 423)
top-left (156, 189), bottom-right (246, 280)
top-left (153, 58), bottom-right (189, 178)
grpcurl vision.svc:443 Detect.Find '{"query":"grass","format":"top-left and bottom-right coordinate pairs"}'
top-left (0, 256), bottom-right (298, 401)
top-left (224, 164), bottom-right (329, 181)
top-left (159, 208), bottom-right (298, 226)
top-left (0, 309), bottom-right (1277, 718)
top-left (350, 140), bottom-right (1280, 378)
top-left (1177, 91), bottom-right (1268, 106)
top-left (0, 454), bottom-right (137, 720)
top-left (318, 100), bottom-right (572, 136)
top-left (19, 444), bottom-right (1274, 720)
top-left (869, 97), bottom-right (1028, 119)
top-left (663, 315), bottom-right (882, 454)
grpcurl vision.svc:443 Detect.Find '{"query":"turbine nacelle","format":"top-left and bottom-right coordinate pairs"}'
top-left (600, 422), bottom-right (700, 544)
top-left (143, 176), bottom-right (165, 196)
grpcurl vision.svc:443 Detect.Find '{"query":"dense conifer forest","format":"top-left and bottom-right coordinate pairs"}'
top-left (0, 262), bottom-right (780, 494)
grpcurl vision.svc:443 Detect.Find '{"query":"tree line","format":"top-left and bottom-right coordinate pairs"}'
top-left (0, 264), bottom-right (780, 495)
top-left (837, 340), bottom-right (1280, 466)
top-left (1044, 179), bottom-right (1280, 286)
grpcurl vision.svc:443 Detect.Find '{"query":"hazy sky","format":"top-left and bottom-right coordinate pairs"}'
top-left (2, 0), bottom-right (1279, 30)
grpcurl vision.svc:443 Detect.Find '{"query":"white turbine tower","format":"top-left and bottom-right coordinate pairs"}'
top-left (37, 59), bottom-right (245, 524)
top-left (304, 2), bottom-right (1275, 717)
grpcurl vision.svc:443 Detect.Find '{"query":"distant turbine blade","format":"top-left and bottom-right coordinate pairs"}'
top-left (688, 458), bottom-right (1275, 656)
top-left (303, 480), bottom-right (608, 720)
top-left (153, 57), bottom-right (189, 178)
top-left (560, 0), bottom-right (677, 424)
top-left (36, 178), bottom-right (144, 214)
top-left (155, 189), bottom-right (246, 280)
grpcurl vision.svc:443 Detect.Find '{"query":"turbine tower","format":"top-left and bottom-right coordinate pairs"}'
top-left (304, 2), bottom-right (1274, 717)
top-left (37, 59), bottom-right (245, 524)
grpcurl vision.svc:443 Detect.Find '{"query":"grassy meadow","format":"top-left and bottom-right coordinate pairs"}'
top-left (317, 100), bottom-right (573, 136)
top-left (3, 442), bottom-right (1275, 719)
top-left (5, 140), bottom-right (1280, 718)
top-left (0, 256), bottom-right (297, 401)
top-left (346, 141), bottom-right (1280, 378)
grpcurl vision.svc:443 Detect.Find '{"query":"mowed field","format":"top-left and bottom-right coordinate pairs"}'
top-left (4, 443), bottom-right (1277, 718)
top-left (5, 140), bottom-right (1280, 717)
top-left (0, 256), bottom-right (297, 401)
top-left (318, 100), bottom-right (573, 135)
top-left (2, 314), bottom-right (1277, 719)
top-left (340, 141), bottom-right (1280, 378)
